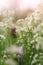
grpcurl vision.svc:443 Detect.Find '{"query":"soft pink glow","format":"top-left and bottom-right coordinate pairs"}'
top-left (19, 0), bottom-right (40, 10)
top-left (0, 0), bottom-right (42, 11)
top-left (0, 0), bottom-right (9, 8)
top-left (0, 0), bottom-right (43, 19)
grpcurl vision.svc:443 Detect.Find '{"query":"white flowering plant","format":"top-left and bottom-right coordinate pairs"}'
top-left (0, 8), bottom-right (43, 65)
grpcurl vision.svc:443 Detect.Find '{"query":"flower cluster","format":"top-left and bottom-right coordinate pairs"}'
top-left (0, 8), bottom-right (43, 65)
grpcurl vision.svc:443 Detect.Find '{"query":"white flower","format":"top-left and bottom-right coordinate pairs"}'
top-left (0, 35), bottom-right (6, 39)
top-left (5, 58), bottom-right (18, 65)
top-left (5, 45), bottom-right (23, 55)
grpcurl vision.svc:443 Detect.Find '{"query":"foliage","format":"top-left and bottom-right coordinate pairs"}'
top-left (0, 8), bottom-right (43, 65)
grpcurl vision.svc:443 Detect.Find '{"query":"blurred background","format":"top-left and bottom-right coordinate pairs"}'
top-left (0, 0), bottom-right (43, 20)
